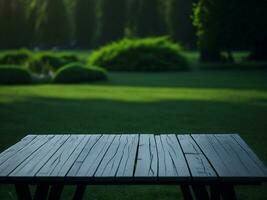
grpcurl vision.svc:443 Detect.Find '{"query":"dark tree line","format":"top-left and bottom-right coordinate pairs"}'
top-left (0, 0), bottom-right (266, 61)
top-left (0, 0), bottom-right (196, 49)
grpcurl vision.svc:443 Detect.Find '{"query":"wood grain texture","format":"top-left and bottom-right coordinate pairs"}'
top-left (36, 135), bottom-right (85, 177)
top-left (0, 135), bottom-right (36, 166)
top-left (155, 135), bottom-right (190, 181)
top-left (67, 135), bottom-right (102, 176)
top-left (10, 135), bottom-right (69, 177)
top-left (232, 134), bottom-right (267, 176)
top-left (135, 134), bottom-right (157, 180)
top-left (178, 135), bottom-right (217, 180)
top-left (95, 135), bottom-right (138, 180)
top-left (0, 135), bottom-right (53, 176)
top-left (74, 135), bottom-right (115, 177)
top-left (192, 134), bottom-right (267, 181)
top-left (214, 134), bottom-right (266, 178)
top-left (116, 134), bottom-right (139, 179)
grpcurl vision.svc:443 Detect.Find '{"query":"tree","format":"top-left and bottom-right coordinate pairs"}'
top-left (135, 0), bottom-right (167, 37)
top-left (35, 0), bottom-right (70, 48)
top-left (97, 0), bottom-right (126, 45)
top-left (74, 0), bottom-right (97, 48)
top-left (0, 0), bottom-right (28, 48)
top-left (167, 0), bottom-right (196, 48)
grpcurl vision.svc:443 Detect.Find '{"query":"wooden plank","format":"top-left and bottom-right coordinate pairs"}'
top-left (74, 135), bottom-right (116, 177)
top-left (94, 135), bottom-right (123, 179)
top-left (116, 134), bottom-right (139, 178)
top-left (214, 134), bottom-right (266, 178)
top-left (232, 134), bottom-right (267, 176)
top-left (192, 134), bottom-right (266, 181)
top-left (178, 135), bottom-right (217, 180)
top-left (10, 135), bottom-right (70, 177)
top-left (36, 135), bottom-right (85, 177)
top-left (134, 134), bottom-right (157, 179)
top-left (94, 134), bottom-right (139, 180)
top-left (192, 134), bottom-right (235, 178)
top-left (51, 135), bottom-right (91, 176)
top-left (67, 135), bottom-right (102, 176)
top-left (155, 135), bottom-right (190, 180)
top-left (0, 135), bottom-right (53, 176)
top-left (0, 135), bottom-right (36, 165)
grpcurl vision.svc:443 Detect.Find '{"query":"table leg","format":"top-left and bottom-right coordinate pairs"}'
top-left (48, 184), bottom-right (64, 200)
top-left (15, 184), bottom-right (32, 200)
top-left (210, 185), bottom-right (221, 200)
top-left (33, 184), bottom-right (50, 200)
top-left (220, 185), bottom-right (237, 200)
top-left (73, 185), bottom-right (86, 200)
top-left (180, 185), bottom-right (194, 200)
top-left (192, 184), bottom-right (210, 200)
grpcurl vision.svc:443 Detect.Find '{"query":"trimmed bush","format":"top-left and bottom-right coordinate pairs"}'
top-left (53, 63), bottom-right (107, 83)
top-left (28, 53), bottom-right (81, 75)
top-left (0, 49), bottom-right (32, 65)
top-left (88, 37), bottom-right (189, 71)
top-left (0, 66), bottom-right (32, 84)
top-left (60, 54), bottom-right (80, 63)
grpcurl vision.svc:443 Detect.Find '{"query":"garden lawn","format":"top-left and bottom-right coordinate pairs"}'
top-left (0, 70), bottom-right (267, 200)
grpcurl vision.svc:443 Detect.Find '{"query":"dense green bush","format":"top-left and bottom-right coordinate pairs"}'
top-left (0, 49), bottom-right (32, 65)
top-left (28, 53), bottom-right (80, 74)
top-left (88, 37), bottom-right (189, 71)
top-left (53, 63), bottom-right (107, 83)
top-left (0, 66), bottom-right (32, 84)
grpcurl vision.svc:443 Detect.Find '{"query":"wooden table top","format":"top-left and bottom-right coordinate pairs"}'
top-left (0, 134), bottom-right (266, 184)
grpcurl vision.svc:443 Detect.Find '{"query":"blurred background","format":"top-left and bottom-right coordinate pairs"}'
top-left (0, 0), bottom-right (266, 199)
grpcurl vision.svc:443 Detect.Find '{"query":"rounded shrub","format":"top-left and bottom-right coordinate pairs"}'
top-left (0, 49), bottom-right (32, 65)
top-left (0, 66), bottom-right (32, 84)
top-left (28, 53), bottom-right (81, 75)
top-left (53, 63), bottom-right (107, 83)
top-left (88, 37), bottom-right (189, 71)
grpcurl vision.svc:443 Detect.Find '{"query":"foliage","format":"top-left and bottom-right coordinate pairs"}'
top-left (166, 0), bottom-right (196, 48)
top-left (28, 53), bottom-right (80, 74)
top-left (0, 66), bottom-right (32, 84)
top-left (35, 0), bottom-right (70, 48)
top-left (89, 37), bottom-right (189, 71)
top-left (0, 0), bottom-right (28, 48)
top-left (135, 0), bottom-right (167, 37)
top-left (53, 63), bottom-right (107, 83)
top-left (74, 0), bottom-right (97, 48)
top-left (0, 49), bottom-right (32, 65)
top-left (97, 0), bottom-right (126, 45)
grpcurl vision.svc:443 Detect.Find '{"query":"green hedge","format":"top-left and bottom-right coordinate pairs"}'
top-left (28, 53), bottom-right (80, 74)
top-left (0, 66), bottom-right (32, 84)
top-left (0, 49), bottom-right (32, 65)
top-left (53, 63), bottom-right (107, 83)
top-left (88, 37), bottom-right (189, 71)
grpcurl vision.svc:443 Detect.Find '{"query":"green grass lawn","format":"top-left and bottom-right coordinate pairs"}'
top-left (0, 70), bottom-right (267, 199)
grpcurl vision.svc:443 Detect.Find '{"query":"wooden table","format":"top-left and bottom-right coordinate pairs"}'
top-left (0, 134), bottom-right (266, 200)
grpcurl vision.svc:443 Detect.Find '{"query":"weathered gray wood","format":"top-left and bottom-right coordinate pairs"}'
top-left (135, 134), bottom-right (157, 179)
top-left (67, 135), bottom-right (102, 176)
top-left (10, 135), bottom-right (69, 177)
top-left (178, 135), bottom-right (217, 180)
top-left (0, 135), bottom-right (36, 165)
top-left (192, 134), bottom-right (235, 178)
top-left (116, 134), bottom-right (139, 178)
top-left (232, 134), bottom-right (267, 176)
top-left (75, 135), bottom-right (116, 177)
top-left (214, 134), bottom-right (266, 178)
top-left (37, 135), bottom-right (85, 177)
top-left (95, 135), bottom-right (138, 180)
top-left (51, 135), bottom-right (91, 176)
top-left (192, 134), bottom-right (266, 180)
top-left (155, 135), bottom-right (190, 180)
top-left (0, 135), bottom-right (53, 176)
